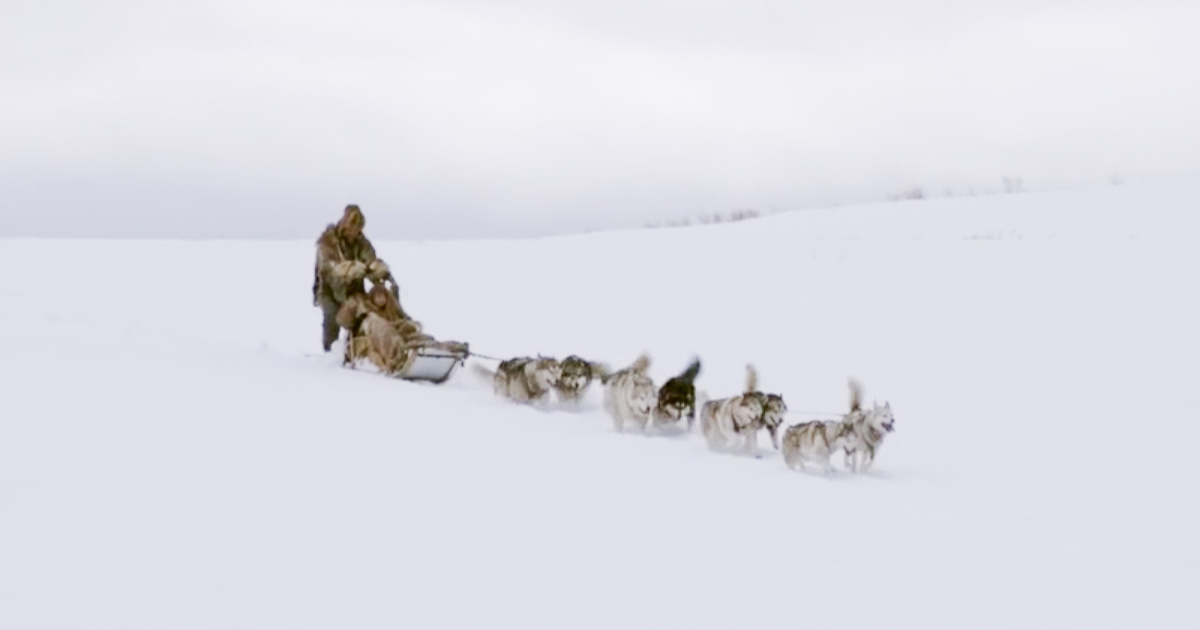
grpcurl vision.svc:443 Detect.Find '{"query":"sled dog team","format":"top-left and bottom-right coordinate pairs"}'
top-left (312, 204), bottom-right (895, 473)
top-left (475, 353), bottom-right (896, 474)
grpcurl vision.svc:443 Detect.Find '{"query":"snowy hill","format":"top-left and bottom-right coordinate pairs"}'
top-left (3, 180), bottom-right (1198, 628)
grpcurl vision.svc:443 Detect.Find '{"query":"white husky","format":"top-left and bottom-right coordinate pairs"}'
top-left (602, 353), bottom-right (658, 432)
top-left (844, 404), bottom-right (896, 472)
top-left (697, 365), bottom-right (786, 455)
top-left (840, 380), bottom-right (896, 472)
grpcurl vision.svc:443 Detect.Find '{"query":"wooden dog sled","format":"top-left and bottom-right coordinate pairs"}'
top-left (339, 279), bottom-right (470, 384)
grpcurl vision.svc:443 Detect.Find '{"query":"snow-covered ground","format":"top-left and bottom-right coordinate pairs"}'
top-left (3, 180), bottom-right (1198, 628)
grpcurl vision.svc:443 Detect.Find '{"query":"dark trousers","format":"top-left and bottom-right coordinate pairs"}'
top-left (320, 297), bottom-right (341, 352)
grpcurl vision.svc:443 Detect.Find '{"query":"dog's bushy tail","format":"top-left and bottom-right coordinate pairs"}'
top-left (677, 357), bottom-right (701, 383)
top-left (600, 353), bottom-right (648, 385)
top-left (631, 352), bottom-right (651, 374)
top-left (589, 361), bottom-right (611, 381)
top-left (743, 364), bottom-right (759, 394)
top-left (600, 352), bottom-right (648, 384)
top-left (848, 378), bottom-right (863, 413)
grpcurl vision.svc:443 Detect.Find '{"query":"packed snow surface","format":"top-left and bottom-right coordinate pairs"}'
top-left (2, 180), bottom-right (1198, 628)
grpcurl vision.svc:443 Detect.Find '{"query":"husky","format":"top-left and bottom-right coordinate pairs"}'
top-left (844, 404), bottom-right (896, 472)
top-left (652, 358), bottom-right (701, 430)
top-left (841, 380), bottom-right (896, 472)
top-left (601, 353), bottom-right (658, 432)
top-left (554, 355), bottom-right (609, 404)
top-left (781, 420), bottom-right (856, 473)
top-left (474, 356), bottom-right (562, 404)
top-left (697, 365), bottom-right (786, 455)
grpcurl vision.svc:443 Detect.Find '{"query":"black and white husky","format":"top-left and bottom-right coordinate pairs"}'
top-left (601, 353), bottom-right (658, 432)
top-left (653, 358), bottom-right (702, 430)
top-left (697, 365), bottom-right (786, 455)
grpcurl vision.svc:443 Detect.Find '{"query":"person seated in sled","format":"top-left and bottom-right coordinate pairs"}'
top-left (312, 204), bottom-right (393, 352)
top-left (336, 280), bottom-right (432, 372)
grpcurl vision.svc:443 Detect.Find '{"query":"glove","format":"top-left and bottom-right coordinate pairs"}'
top-left (367, 260), bottom-right (391, 281)
top-left (332, 260), bottom-right (368, 280)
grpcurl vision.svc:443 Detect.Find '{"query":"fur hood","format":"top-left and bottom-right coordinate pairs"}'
top-left (338, 204), bottom-right (366, 233)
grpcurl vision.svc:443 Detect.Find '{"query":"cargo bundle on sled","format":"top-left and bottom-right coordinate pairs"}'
top-left (339, 279), bottom-right (469, 384)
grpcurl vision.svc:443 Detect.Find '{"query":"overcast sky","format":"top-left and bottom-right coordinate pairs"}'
top-left (3, 0), bottom-right (1198, 239)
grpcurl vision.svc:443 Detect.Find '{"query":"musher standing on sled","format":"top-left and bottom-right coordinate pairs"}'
top-left (313, 204), bottom-right (392, 352)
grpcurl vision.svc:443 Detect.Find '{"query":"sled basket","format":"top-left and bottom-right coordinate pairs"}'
top-left (394, 339), bottom-right (469, 384)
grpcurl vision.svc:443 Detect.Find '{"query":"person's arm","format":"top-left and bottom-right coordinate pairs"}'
top-left (315, 229), bottom-right (344, 275)
top-left (317, 236), bottom-right (367, 305)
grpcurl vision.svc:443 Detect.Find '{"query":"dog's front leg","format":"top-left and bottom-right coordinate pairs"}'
top-left (744, 429), bottom-right (758, 457)
top-left (712, 422), bottom-right (728, 451)
top-left (845, 447), bottom-right (860, 473)
top-left (861, 445), bottom-right (875, 472)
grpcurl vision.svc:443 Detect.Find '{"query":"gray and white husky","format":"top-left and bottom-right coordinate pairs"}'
top-left (601, 353), bottom-right (658, 432)
top-left (781, 419), bottom-right (857, 473)
top-left (697, 365), bottom-right (786, 455)
top-left (841, 380), bottom-right (896, 472)
top-left (474, 356), bottom-right (563, 405)
top-left (554, 355), bottom-right (609, 405)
